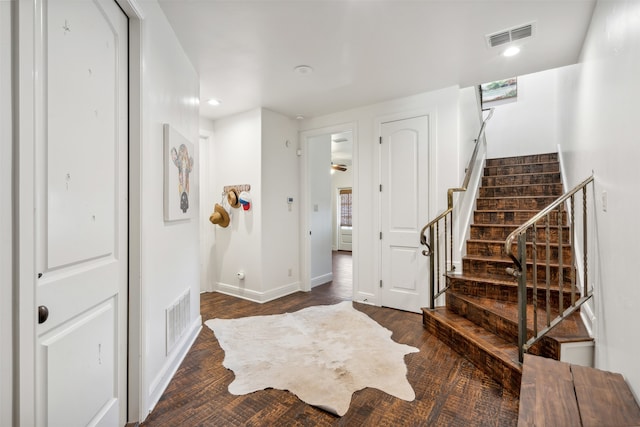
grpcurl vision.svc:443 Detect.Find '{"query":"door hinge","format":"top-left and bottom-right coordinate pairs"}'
top-left (379, 136), bottom-right (382, 144)
top-left (379, 184), bottom-right (382, 192)
top-left (379, 231), bottom-right (382, 240)
top-left (379, 280), bottom-right (383, 288)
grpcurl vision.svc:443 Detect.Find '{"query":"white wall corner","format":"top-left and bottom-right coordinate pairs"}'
top-left (147, 317), bottom-right (202, 416)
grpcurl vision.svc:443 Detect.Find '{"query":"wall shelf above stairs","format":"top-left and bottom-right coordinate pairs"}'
top-left (422, 152), bottom-right (593, 395)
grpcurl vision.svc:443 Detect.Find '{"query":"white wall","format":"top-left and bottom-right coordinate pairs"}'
top-left (261, 109), bottom-right (301, 297)
top-left (208, 108), bottom-right (300, 301)
top-left (557, 0), bottom-right (640, 399)
top-left (1, 1), bottom-right (13, 425)
top-left (212, 109), bottom-right (264, 298)
top-left (308, 134), bottom-right (333, 286)
top-left (299, 86), bottom-right (461, 304)
top-left (139, 0), bottom-right (202, 415)
top-left (331, 168), bottom-right (354, 250)
top-left (453, 86), bottom-right (484, 265)
top-left (485, 69), bottom-right (562, 159)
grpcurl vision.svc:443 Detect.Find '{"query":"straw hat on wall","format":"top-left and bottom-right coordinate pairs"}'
top-left (209, 203), bottom-right (230, 227)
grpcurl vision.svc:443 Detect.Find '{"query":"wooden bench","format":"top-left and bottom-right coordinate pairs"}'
top-left (518, 354), bottom-right (640, 426)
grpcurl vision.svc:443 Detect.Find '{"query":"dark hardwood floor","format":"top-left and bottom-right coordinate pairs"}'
top-left (142, 251), bottom-right (519, 426)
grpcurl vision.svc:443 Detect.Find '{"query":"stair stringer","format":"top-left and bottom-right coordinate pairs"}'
top-left (557, 144), bottom-right (596, 340)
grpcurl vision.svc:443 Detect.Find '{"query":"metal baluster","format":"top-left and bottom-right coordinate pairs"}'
top-left (570, 195), bottom-right (576, 306)
top-left (429, 226), bottom-right (435, 309)
top-left (444, 215), bottom-right (448, 275)
top-left (545, 215), bottom-right (551, 327)
top-left (436, 221), bottom-right (441, 296)
top-left (518, 233), bottom-right (527, 362)
top-left (532, 222), bottom-right (538, 337)
top-left (450, 211), bottom-right (454, 272)
top-left (583, 187), bottom-right (588, 296)
top-left (558, 205), bottom-right (564, 314)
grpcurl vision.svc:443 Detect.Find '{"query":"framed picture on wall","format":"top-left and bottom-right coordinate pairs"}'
top-left (480, 77), bottom-right (517, 107)
top-left (164, 123), bottom-right (196, 221)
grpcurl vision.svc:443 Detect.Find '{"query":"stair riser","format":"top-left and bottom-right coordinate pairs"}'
top-left (482, 172), bottom-right (561, 187)
top-left (466, 241), bottom-right (573, 264)
top-left (446, 293), bottom-right (560, 359)
top-left (484, 163), bottom-right (559, 176)
top-left (422, 311), bottom-right (522, 394)
top-left (474, 210), bottom-right (567, 225)
top-left (485, 153), bottom-right (558, 167)
top-left (476, 197), bottom-right (559, 211)
top-left (470, 225), bottom-right (570, 244)
top-left (463, 259), bottom-right (574, 284)
top-left (448, 277), bottom-right (576, 312)
top-left (479, 184), bottom-right (564, 198)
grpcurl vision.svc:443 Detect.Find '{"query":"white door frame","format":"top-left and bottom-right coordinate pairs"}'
top-left (16, 0), bottom-right (146, 424)
top-left (299, 123), bottom-right (358, 293)
top-left (373, 110), bottom-right (436, 308)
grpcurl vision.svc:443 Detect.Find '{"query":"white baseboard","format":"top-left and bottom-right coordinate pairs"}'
top-left (354, 291), bottom-right (377, 306)
top-left (560, 340), bottom-right (594, 368)
top-left (215, 281), bottom-right (301, 304)
top-left (311, 273), bottom-right (333, 288)
top-left (147, 316), bottom-right (202, 417)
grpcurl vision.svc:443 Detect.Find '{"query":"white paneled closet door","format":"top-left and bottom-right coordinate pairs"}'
top-left (35, 0), bottom-right (128, 425)
top-left (380, 115), bottom-right (430, 313)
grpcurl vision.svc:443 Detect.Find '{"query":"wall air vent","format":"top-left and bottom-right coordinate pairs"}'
top-left (486, 22), bottom-right (535, 48)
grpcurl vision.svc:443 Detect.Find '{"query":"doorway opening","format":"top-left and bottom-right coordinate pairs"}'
top-left (301, 125), bottom-right (355, 300)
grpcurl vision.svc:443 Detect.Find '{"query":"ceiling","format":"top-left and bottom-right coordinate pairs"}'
top-left (158, 0), bottom-right (596, 122)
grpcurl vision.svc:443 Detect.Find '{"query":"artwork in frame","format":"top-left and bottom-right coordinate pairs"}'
top-left (164, 123), bottom-right (196, 221)
top-left (480, 77), bottom-right (517, 106)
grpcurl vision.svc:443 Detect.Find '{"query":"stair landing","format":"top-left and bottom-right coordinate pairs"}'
top-left (518, 354), bottom-right (640, 427)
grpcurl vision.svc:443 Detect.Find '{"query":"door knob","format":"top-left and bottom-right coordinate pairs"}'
top-left (38, 305), bottom-right (49, 324)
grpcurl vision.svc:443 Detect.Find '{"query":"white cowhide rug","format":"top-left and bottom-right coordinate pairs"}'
top-left (204, 301), bottom-right (419, 416)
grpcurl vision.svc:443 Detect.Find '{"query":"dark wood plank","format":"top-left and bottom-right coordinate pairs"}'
top-left (141, 252), bottom-right (519, 426)
top-left (572, 364), bottom-right (640, 427)
top-left (517, 354), bottom-right (581, 427)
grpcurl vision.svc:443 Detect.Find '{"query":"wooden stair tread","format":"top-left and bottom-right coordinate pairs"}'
top-left (479, 184), bottom-right (562, 190)
top-left (485, 160), bottom-right (560, 167)
top-left (475, 209), bottom-right (563, 213)
top-left (482, 171), bottom-right (560, 178)
top-left (449, 292), bottom-right (592, 343)
top-left (463, 254), bottom-right (572, 268)
top-left (572, 363), bottom-right (640, 426)
top-left (518, 354), bottom-right (581, 426)
top-left (468, 238), bottom-right (570, 247)
top-left (518, 355), bottom-right (640, 427)
top-left (471, 222), bottom-right (569, 228)
top-left (423, 308), bottom-right (519, 362)
top-left (477, 195), bottom-right (562, 200)
top-left (449, 272), bottom-right (578, 293)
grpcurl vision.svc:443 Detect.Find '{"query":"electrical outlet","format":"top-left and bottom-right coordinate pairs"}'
top-left (288, 268), bottom-right (292, 277)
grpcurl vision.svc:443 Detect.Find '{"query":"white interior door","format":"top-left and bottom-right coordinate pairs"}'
top-left (380, 116), bottom-right (429, 313)
top-left (36, 0), bottom-right (128, 425)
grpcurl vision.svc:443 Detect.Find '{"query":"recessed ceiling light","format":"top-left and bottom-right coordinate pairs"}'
top-left (293, 65), bottom-right (313, 75)
top-left (207, 98), bottom-right (221, 106)
top-left (503, 46), bottom-right (521, 57)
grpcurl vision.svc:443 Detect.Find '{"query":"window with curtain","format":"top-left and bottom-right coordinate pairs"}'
top-left (339, 189), bottom-right (352, 227)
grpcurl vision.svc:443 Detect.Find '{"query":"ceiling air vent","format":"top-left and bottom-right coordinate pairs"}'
top-left (486, 22), bottom-right (535, 48)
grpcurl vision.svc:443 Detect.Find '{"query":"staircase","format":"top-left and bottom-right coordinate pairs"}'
top-left (422, 152), bottom-right (593, 395)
